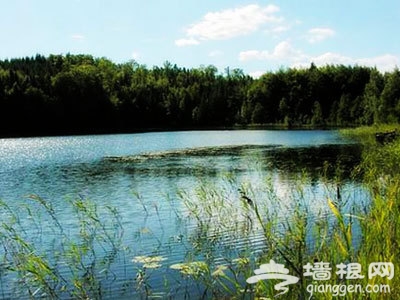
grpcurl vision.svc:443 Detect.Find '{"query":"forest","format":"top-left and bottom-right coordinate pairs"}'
top-left (0, 54), bottom-right (399, 136)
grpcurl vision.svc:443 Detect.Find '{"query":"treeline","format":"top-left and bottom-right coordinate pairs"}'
top-left (0, 54), bottom-right (399, 136)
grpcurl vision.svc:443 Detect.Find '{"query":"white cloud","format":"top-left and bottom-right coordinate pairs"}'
top-left (273, 41), bottom-right (302, 59)
top-left (268, 25), bottom-right (291, 34)
top-left (249, 70), bottom-right (265, 78)
top-left (131, 51), bottom-right (140, 60)
top-left (311, 52), bottom-right (352, 65)
top-left (294, 53), bottom-right (399, 72)
top-left (356, 54), bottom-right (399, 72)
top-left (175, 4), bottom-right (282, 46)
top-left (239, 41), bottom-right (399, 72)
top-left (239, 41), bottom-right (305, 62)
top-left (175, 38), bottom-right (200, 47)
top-left (307, 27), bottom-right (335, 43)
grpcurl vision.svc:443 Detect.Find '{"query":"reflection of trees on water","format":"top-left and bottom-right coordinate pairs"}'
top-left (100, 143), bottom-right (362, 182)
top-left (264, 144), bottom-right (363, 182)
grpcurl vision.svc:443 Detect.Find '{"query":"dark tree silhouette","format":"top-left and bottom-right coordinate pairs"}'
top-left (0, 54), bottom-right (398, 136)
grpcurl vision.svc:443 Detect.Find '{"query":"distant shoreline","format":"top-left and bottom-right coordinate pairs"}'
top-left (0, 124), bottom-right (350, 139)
top-left (1, 55), bottom-right (398, 140)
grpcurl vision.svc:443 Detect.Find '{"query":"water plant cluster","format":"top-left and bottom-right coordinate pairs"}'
top-left (0, 125), bottom-right (399, 299)
top-left (0, 195), bottom-right (124, 299)
top-left (161, 125), bottom-right (399, 299)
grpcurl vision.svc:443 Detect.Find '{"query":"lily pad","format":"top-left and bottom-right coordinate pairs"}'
top-left (132, 255), bottom-right (166, 269)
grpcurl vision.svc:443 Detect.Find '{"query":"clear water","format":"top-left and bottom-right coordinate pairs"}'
top-left (0, 130), bottom-right (368, 299)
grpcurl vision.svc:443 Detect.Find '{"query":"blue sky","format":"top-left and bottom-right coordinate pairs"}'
top-left (1, 0), bottom-right (399, 76)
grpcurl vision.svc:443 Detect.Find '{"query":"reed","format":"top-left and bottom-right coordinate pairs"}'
top-left (0, 195), bottom-right (124, 299)
top-left (169, 125), bottom-right (399, 299)
top-left (1, 125), bottom-right (399, 299)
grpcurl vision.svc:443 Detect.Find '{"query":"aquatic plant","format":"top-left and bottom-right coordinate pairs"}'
top-left (0, 125), bottom-right (398, 299)
top-left (166, 127), bottom-right (400, 299)
top-left (132, 255), bottom-right (166, 269)
top-left (0, 195), bottom-right (125, 299)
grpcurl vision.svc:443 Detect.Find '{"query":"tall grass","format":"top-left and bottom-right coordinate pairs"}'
top-left (0, 125), bottom-right (398, 299)
top-left (171, 173), bottom-right (361, 299)
top-left (340, 125), bottom-right (400, 299)
top-left (0, 195), bottom-right (124, 299)
top-left (169, 125), bottom-right (399, 299)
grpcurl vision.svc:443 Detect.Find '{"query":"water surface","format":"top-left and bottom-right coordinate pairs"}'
top-left (0, 130), bottom-right (367, 299)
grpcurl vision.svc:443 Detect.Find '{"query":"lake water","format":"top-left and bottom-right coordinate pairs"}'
top-left (0, 130), bottom-right (369, 299)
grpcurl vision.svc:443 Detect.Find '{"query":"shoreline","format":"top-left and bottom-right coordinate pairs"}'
top-left (0, 123), bottom-right (349, 139)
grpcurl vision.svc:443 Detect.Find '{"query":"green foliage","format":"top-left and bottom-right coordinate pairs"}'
top-left (1, 127), bottom-right (399, 298)
top-left (167, 128), bottom-right (400, 299)
top-left (341, 125), bottom-right (400, 299)
top-left (311, 101), bottom-right (324, 126)
top-left (1, 55), bottom-right (400, 135)
top-left (380, 69), bottom-right (400, 123)
top-left (362, 69), bottom-right (384, 124)
top-left (0, 195), bottom-right (124, 299)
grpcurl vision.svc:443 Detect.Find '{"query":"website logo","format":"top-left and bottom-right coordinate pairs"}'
top-left (246, 259), bottom-right (299, 296)
top-left (246, 259), bottom-right (393, 298)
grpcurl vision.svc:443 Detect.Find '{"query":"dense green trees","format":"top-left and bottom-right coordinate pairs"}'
top-left (0, 54), bottom-right (399, 136)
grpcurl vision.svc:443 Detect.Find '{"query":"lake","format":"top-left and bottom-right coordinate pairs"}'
top-left (0, 130), bottom-right (369, 299)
